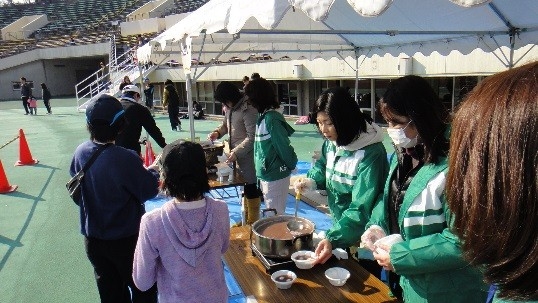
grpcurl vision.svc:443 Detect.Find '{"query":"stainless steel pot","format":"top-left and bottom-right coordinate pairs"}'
top-left (250, 213), bottom-right (315, 259)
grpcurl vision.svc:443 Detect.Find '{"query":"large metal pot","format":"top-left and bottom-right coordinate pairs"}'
top-left (250, 213), bottom-right (315, 259)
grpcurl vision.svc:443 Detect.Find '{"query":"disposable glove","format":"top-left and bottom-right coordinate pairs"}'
top-left (292, 177), bottom-right (316, 193)
top-left (360, 225), bottom-right (386, 251)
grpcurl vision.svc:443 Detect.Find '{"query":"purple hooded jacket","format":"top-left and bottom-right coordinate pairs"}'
top-left (133, 197), bottom-right (230, 303)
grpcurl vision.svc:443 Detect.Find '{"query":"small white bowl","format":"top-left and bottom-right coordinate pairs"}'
top-left (270, 270), bottom-right (297, 289)
top-left (325, 267), bottom-right (350, 287)
top-left (291, 250), bottom-right (316, 269)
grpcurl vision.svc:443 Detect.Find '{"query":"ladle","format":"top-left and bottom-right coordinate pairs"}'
top-left (287, 192), bottom-right (305, 233)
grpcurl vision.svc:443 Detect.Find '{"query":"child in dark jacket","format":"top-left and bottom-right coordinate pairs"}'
top-left (41, 83), bottom-right (52, 114)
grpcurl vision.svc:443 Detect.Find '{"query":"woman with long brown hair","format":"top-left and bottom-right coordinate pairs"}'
top-left (447, 61), bottom-right (538, 302)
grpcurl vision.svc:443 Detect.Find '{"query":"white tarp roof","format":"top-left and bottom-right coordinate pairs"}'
top-left (138, 0), bottom-right (538, 67)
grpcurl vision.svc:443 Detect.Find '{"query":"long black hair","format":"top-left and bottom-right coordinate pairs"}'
top-left (244, 78), bottom-right (278, 113)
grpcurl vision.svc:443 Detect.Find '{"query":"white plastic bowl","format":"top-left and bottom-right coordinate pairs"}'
top-left (325, 267), bottom-right (350, 286)
top-left (291, 250), bottom-right (316, 269)
top-left (270, 270), bottom-right (297, 289)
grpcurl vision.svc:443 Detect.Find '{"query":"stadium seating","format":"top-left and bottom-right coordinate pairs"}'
top-left (0, 0), bottom-right (212, 60)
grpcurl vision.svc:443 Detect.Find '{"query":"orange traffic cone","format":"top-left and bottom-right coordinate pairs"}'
top-left (15, 129), bottom-right (38, 166)
top-left (0, 160), bottom-right (18, 193)
top-left (143, 140), bottom-right (156, 167)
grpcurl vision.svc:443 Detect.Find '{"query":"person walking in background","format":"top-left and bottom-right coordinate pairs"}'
top-left (133, 140), bottom-right (230, 303)
top-left (97, 62), bottom-right (107, 90)
top-left (209, 81), bottom-right (258, 223)
top-left (293, 87), bottom-right (388, 277)
top-left (20, 77), bottom-right (31, 115)
top-left (143, 78), bottom-right (155, 116)
top-left (116, 85), bottom-right (166, 155)
top-left (447, 61), bottom-right (538, 303)
top-left (41, 83), bottom-right (52, 114)
top-left (162, 79), bottom-right (182, 131)
top-left (361, 75), bottom-right (487, 302)
top-left (69, 95), bottom-right (158, 303)
top-left (119, 76), bottom-right (131, 92)
top-left (245, 78), bottom-right (297, 216)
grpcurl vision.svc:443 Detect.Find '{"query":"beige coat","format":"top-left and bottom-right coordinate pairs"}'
top-left (214, 95), bottom-right (257, 184)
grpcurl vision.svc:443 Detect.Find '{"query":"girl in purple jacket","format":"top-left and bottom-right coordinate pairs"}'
top-left (133, 140), bottom-right (230, 303)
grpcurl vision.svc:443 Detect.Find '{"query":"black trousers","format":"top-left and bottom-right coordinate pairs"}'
top-left (21, 96), bottom-right (29, 114)
top-left (84, 235), bottom-right (157, 303)
top-left (167, 105), bottom-right (180, 129)
top-left (43, 99), bottom-right (51, 113)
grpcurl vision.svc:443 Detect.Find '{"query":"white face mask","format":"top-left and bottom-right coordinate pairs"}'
top-left (387, 121), bottom-right (418, 148)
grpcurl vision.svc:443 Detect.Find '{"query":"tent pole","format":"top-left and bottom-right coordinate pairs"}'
top-left (186, 73), bottom-right (195, 141)
top-left (354, 50), bottom-right (359, 103)
top-left (194, 34), bottom-right (240, 82)
top-left (451, 76), bottom-right (456, 111)
top-left (138, 63), bottom-right (145, 104)
top-left (370, 79), bottom-right (375, 121)
top-left (508, 29), bottom-right (515, 69)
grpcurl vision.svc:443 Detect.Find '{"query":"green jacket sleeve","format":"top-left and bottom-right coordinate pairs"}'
top-left (326, 145), bottom-right (389, 248)
top-left (268, 118), bottom-right (297, 171)
top-left (390, 197), bottom-right (469, 275)
top-left (366, 192), bottom-right (389, 233)
top-left (306, 141), bottom-right (328, 190)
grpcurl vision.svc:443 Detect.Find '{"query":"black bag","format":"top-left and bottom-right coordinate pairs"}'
top-left (66, 144), bottom-right (111, 205)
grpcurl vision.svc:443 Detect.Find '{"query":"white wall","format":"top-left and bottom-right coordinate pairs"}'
top-left (120, 18), bottom-right (164, 36)
top-left (126, 0), bottom-right (174, 21)
top-left (145, 43), bottom-right (538, 85)
top-left (1, 15), bottom-right (48, 40)
top-left (0, 43), bottom-right (108, 100)
top-left (120, 12), bottom-right (189, 36)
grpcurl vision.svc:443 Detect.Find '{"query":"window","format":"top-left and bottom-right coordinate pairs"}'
top-left (12, 81), bottom-right (34, 91)
top-left (277, 83), bottom-right (298, 115)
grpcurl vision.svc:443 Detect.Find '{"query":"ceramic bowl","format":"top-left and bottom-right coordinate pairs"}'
top-left (290, 250), bottom-right (316, 269)
top-left (325, 267), bottom-right (350, 286)
top-left (270, 269), bottom-right (297, 289)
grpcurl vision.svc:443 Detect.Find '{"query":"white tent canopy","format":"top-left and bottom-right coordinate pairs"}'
top-left (138, 0), bottom-right (538, 68)
top-left (137, 0), bottom-right (538, 140)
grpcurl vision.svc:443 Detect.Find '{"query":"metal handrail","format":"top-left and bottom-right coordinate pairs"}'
top-left (74, 43), bottom-right (139, 106)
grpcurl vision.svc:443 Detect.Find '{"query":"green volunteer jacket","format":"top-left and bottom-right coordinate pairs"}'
top-left (307, 122), bottom-right (388, 248)
top-left (368, 154), bottom-right (488, 303)
top-left (254, 109), bottom-right (297, 182)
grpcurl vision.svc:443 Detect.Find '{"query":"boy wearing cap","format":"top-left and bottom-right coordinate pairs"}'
top-left (69, 94), bottom-right (159, 303)
top-left (116, 84), bottom-right (167, 155)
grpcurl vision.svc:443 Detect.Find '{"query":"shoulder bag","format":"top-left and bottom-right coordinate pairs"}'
top-left (66, 143), bottom-right (111, 205)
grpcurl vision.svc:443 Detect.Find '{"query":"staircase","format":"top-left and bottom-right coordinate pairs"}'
top-left (74, 35), bottom-right (158, 111)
